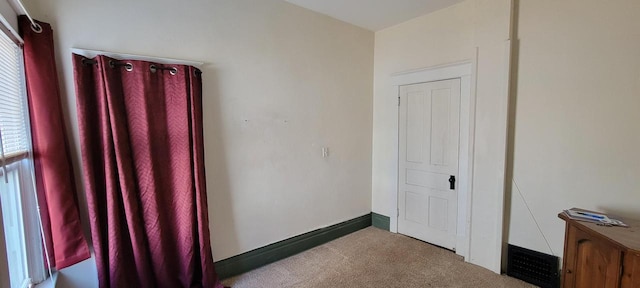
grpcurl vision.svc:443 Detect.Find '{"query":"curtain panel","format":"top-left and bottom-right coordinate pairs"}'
top-left (72, 54), bottom-right (222, 288)
top-left (19, 16), bottom-right (90, 269)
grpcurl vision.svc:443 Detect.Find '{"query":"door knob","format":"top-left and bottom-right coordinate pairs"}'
top-left (449, 175), bottom-right (455, 190)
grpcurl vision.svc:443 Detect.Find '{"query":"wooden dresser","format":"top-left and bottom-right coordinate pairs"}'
top-left (559, 212), bottom-right (640, 288)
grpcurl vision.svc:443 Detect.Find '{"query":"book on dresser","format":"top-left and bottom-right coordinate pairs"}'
top-left (561, 208), bottom-right (628, 227)
top-left (559, 209), bottom-right (640, 288)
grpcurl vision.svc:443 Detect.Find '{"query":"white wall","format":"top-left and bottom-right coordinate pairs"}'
top-left (506, 0), bottom-right (640, 259)
top-left (25, 0), bottom-right (374, 285)
top-left (372, 0), bottom-right (512, 272)
top-left (0, 0), bottom-right (17, 32)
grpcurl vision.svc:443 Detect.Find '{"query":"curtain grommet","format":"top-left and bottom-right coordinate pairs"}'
top-left (150, 65), bottom-right (157, 73)
top-left (31, 23), bottom-right (43, 33)
top-left (170, 67), bottom-right (178, 75)
top-left (125, 63), bottom-right (134, 72)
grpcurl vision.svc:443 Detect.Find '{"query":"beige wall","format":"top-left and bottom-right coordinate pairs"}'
top-left (373, 0), bottom-right (512, 272)
top-left (373, 0), bottom-right (640, 270)
top-left (507, 0), bottom-right (640, 259)
top-left (372, 1), bottom-right (473, 220)
top-left (14, 0), bottom-right (639, 284)
top-left (26, 0), bottom-right (373, 285)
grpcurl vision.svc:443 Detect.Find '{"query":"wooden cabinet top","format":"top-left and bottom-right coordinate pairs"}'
top-left (559, 212), bottom-right (640, 254)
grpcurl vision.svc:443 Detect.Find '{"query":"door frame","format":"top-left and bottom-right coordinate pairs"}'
top-left (391, 60), bottom-right (475, 260)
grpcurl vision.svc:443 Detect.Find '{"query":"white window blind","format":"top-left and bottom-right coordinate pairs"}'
top-left (0, 26), bottom-right (47, 288)
top-left (0, 29), bottom-right (28, 158)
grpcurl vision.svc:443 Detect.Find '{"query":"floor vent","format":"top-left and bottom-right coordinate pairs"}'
top-left (507, 244), bottom-right (559, 288)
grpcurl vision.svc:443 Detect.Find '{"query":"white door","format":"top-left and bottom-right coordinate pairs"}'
top-left (398, 79), bottom-right (460, 250)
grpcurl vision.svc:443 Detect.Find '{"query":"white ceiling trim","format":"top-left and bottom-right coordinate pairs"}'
top-left (284, 0), bottom-right (464, 31)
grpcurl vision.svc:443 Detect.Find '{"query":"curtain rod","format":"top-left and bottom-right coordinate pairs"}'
top-left (12, 0), bottom-right (41, 32)
top-left (71, 48), bottom-right (205, 68)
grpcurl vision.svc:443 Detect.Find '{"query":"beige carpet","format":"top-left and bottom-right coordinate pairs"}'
top-left (222, 227), bottom-right (536, 288)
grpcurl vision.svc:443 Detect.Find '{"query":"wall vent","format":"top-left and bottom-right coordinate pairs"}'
top-left (507, 244), bottom-right (559, 288)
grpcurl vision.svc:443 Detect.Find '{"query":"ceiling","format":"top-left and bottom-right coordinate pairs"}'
top-left (284, 0), bottom-right (464, 31)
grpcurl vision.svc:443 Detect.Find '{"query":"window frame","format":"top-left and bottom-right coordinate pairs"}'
top-left (0, 21), bottom-right (49, 288)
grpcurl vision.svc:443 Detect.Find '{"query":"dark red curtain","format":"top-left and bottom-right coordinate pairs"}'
top-left (19, 16), bottom-right (90, 269)
top-left (72, 54), bottom-right (222, 288)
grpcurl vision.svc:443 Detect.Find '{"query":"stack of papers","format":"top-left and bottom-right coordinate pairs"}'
top-left (563, 208), bottom-right (628, 227)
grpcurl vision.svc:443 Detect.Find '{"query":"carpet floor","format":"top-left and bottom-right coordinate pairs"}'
top-left (222, 227), bottom-right (536, 288)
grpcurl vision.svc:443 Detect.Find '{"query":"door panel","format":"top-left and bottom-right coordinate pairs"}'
top-left (563, 225), bottom-right (622, 288)
top-left (406, 91), bottom-right (425, 163)
top-left (428, 196), bottom-right (448, 231)
top-left (405, 191), bottom-right (428, 224)
top-left (398, 79), bottom-right (460, 250)
top-left (621, 253), bottom-right (640, 288)
top-left (430, 89), bottom-right (451, 166)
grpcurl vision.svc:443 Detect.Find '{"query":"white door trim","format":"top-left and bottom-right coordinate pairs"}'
top-left (390, 60), bottom-right (476, 261)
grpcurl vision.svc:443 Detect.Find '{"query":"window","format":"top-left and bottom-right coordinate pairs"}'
top-left (0, 27), bottom-right (47, 287)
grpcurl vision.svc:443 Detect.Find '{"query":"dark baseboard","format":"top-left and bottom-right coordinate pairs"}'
top-left (371, 212), bottom-right (390, 231)
top-left (214, 213), bottom-right (372, 279)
